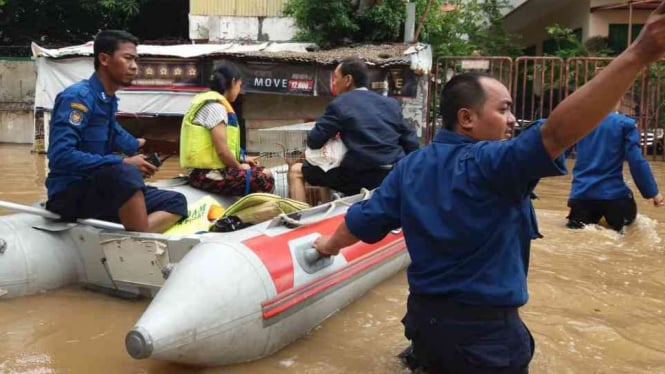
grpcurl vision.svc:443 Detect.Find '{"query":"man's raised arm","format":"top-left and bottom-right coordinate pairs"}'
top-left (541, 0), bottom-right (665, 159)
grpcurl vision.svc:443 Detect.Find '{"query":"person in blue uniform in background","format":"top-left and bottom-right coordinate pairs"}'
top-left (312, 3), bottom-right (665, 372)
top-left (45, 30), bottom-right (187, 233)
top-left (567, 109), bottom-right (663, 232)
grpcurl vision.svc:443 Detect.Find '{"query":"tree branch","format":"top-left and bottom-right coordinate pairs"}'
top-left (414, 0), bottom-right (434, 42)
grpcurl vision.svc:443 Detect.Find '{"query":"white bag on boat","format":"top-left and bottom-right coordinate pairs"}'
top-left (305, 135), bottom-right (347, 172)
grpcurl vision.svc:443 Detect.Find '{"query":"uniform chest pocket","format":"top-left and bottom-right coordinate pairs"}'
top-left (79, 124), bottom-right (109, 153)
top-left (81, 125), bottom-right (109, 142)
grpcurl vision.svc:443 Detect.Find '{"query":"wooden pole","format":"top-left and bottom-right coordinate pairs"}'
top-left (628, 0), bottom-right (634, 49)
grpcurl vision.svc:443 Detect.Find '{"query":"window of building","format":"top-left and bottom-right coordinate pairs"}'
top-left (608, 24), bottom-right (644, 55)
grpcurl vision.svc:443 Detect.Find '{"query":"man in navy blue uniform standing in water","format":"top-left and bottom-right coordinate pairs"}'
top-left (45, 30), bottom-right (187, 233)
top-left (567, 109), bottom-right (663, 232)
top-left (313, 2), bottom-right (665, 372)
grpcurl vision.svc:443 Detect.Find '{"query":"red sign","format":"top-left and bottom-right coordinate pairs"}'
top-left (288, 79), bottom-right (314, 92)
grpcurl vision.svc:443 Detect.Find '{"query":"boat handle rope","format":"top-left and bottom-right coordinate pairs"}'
top-left (278, 188), bottom-right (372, 228)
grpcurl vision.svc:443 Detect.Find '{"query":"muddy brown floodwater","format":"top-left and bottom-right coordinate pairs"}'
top-left (0, 144), bottom-right (664, 373)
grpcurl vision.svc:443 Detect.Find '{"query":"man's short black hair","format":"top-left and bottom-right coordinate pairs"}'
top-left (339, 58), bottom-right (369, 88)
top-left (439, 72), bottom-right (493, 131)
top-left (210, 60), bottom-right (242, 93)
top-left (93, 30), bottom-right (139, 70)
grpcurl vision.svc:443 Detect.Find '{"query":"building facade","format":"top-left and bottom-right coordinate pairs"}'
top-left (189, 0), bottom-right (297, 42)
top-left (0, 58), bottom-right (36, 144)
top-left (505, 0), bottom-right (657, 55)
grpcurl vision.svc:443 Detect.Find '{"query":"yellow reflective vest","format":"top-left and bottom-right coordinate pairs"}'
top-left (180, 91), bottom-right (240, 169)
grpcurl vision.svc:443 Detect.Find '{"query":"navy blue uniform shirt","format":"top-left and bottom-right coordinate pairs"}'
top-left (307, 89), bottom-right (419, 170)
top-left (570, 112), bottom-right (659, 200)
top-left (345, 123), bottom-right (567, 307)
top-left (46, 73), bottom-right (139, 199)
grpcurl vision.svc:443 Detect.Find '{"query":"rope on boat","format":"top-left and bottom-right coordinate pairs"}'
top-left (278, 188), bottom-right (372, 228)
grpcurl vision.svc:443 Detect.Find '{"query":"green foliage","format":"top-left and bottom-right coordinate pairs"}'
top-left (358, 0), bottom-right (406, 43)
top-left (0, 0), bottom-right (141, 45)
top-left (285, 0), bottom-right (521, 57)
top-left (544, 24), bottom-right (611, 58)
top-left (412, 0), bottom-right (522, 58)
top-left (585, 36), bottom-right (611, 56)
top-left (284, 0), bottom-right (359, 48)
top-left (472, 0), bottom-right (523, 56)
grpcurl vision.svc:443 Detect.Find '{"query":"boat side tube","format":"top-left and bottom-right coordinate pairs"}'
top-left (126, 240), bottom-right (276, 364)
top-left (126, 205), bottom-right (410, 366)
top-left (0, 214), bottom-right (82, 298)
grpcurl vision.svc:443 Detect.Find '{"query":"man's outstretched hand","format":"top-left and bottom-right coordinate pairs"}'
top-left (629, 0), bottom-right (665, 64)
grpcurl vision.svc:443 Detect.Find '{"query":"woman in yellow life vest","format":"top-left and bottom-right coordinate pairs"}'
top-left (180, 62), bottom-right (274, 195)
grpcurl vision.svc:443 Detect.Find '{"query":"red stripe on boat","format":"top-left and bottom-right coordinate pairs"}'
top-left (261, 238), bottom-right (405, 320)
top-left (242, 216), bottom-right (345, 293)
top-left (242, 215), bottom-right (404, 294)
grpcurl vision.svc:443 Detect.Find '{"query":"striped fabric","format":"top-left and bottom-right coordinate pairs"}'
top-left (193, 102), bottom-right (228, 130)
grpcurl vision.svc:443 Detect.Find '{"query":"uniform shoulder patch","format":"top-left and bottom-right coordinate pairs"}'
top-left (70, 102), bottom-right (89, 113)
top-left (69, 110), bottom-right (84, 126)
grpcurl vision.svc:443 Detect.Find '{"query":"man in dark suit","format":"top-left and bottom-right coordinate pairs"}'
top-left (288, 58), bottom-right (419, 201)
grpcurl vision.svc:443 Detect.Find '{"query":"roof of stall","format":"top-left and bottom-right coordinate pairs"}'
top-left (31, 41), bottom-right (431, 68)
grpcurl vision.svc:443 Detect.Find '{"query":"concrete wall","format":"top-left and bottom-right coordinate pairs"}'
top-left (0, 60), bottom-right (35, 102)
top-left (398, 75), bottom-right (428, 139)
top-left (506, 0), bottom-right (591, 55)
top-left (506, 0), bottom-right (527, 12)
top-left (589, 9), bottom-right (651, 38)
top-left (0, 111), bottom-right (34, 143)
top-left (261, 17), bottom-right (297, 41)
top-left (505, 0), bottom-right (654, 55)
top-left (190, 15), bottom-right (297, 42)
top-left (508, 0), bottom-right (527, 7)
top-left (0, 60), bottom-right (36, 144)
top-left (209, 16), bottom-right (260, 41)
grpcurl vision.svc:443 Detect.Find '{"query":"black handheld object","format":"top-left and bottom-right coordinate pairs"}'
top-left (144, 153), bottom-right (162, 167)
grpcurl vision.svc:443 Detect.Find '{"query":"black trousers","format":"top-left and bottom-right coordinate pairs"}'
top-left (401, 294), bottom-right (534, 374)
top-left (301, 161), bottom-right (390, 196)
top-left (567, 196), bottom-right (637, 232)
top-left (46, 164), bottom-right (188, 222)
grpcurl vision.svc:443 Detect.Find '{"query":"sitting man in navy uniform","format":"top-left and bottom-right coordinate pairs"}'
top-left (567, 107), bottom-right (663, 232)
top-left (313, 3), bottom-right (665, 372)
top-left (45, 30), bottom-right (187, 233)
top-left (288, 58), bottom-right (419, 202)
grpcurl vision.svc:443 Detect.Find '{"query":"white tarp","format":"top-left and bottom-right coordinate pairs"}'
top-left (34, 57), bottom-right (197, 115)
top-left (31, 41), bottom-right (316, 59)
top-left (32, 41), bottom-right (318, 115)
top-left (32, 41), bottom-right (430, 115)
